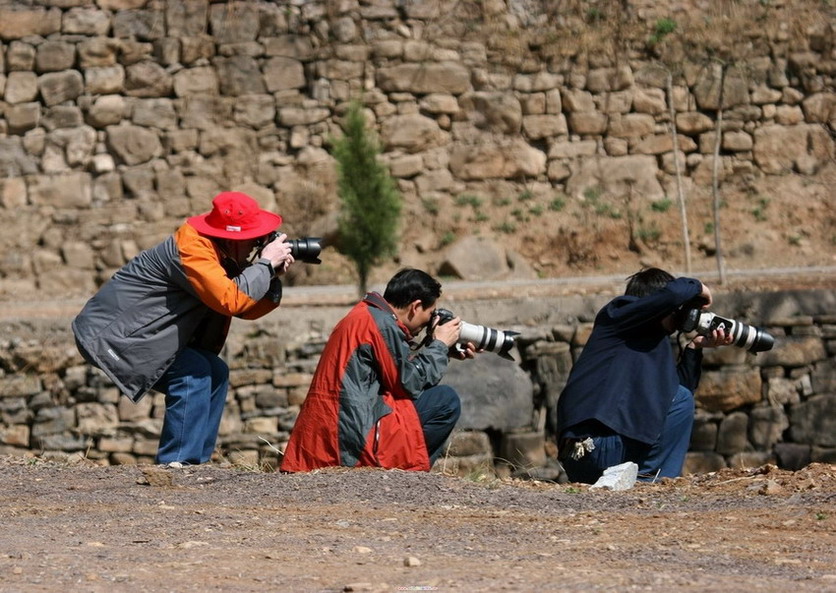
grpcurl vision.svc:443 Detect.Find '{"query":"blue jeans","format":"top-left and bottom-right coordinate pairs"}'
top-left (414, 385), bottom-right (461, 465)
top-left (154, 347), bottom-right (229, 465)
top-left (561, 385), bottom-right (695, 484)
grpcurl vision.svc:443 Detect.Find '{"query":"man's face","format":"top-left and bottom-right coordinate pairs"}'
top-left (404, 299), bottom-right (436, 335)
top-left (224, 238), bottom-right (261, 265)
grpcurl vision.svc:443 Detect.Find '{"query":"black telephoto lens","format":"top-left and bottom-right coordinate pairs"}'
top-left (287, 237), bottom-right (322, 264)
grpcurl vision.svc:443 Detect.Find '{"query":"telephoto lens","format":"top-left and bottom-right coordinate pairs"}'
top-left (681, 309), bottom-right (774, 353)
top-left (286, 237), bottom-right (322, 264)
top-left (458, 321), bottom-right (520, 360)
top-left (432, 308), bottom-right (520, 360)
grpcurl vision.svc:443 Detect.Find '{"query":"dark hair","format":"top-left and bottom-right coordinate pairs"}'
top-left (383, 268), bottom-right (442, 309)
top-left (624, 267), bottom-right (675, 298)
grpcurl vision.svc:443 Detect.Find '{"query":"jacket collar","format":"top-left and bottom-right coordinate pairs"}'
top-left (363, 292), bottom-right (414, 340)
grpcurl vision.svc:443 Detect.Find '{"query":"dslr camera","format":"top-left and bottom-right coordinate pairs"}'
top-left (430, 308), bottom-right (520, 360)
top-left (262, 231), bottom-right (322, 264)
top-left (678, 303), bottom-right (774, 353)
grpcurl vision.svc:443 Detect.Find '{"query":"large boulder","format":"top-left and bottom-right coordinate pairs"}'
top-left (444, 355), bottom-right (534, 431)
top-left (438, 236), bottom-right (503, 280)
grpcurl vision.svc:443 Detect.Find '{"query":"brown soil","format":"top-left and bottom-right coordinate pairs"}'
top-left (293, 163), bottom-right (836, 290)
top-left (1, 456), bottom-right (834, 592)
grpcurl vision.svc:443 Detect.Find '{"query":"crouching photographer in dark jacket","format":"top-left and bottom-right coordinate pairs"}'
top-left (557, 268), bottom-right (733, 484)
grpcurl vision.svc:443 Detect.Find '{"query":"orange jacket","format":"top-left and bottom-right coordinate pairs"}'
top-left (281, 293), bottom-right (450, 472)
top-left (73, 222), bottom-right (281, 401)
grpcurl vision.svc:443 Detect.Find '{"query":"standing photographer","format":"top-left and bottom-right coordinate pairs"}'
top-left (557, 268), bottom-right (733, 483)
top-left (72, 192), bottom-right (295, 467)
top-left (281, 268), bottom-right (476, 472)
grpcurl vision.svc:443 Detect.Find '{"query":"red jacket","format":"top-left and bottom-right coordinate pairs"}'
top-left (281, 293), bottom-right (450, 472)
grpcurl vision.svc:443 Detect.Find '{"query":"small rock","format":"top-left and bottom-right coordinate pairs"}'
top-left (758, 479), bottom-right (784, 496)
top-left (590, 462), bottom-right (638, 491)
top-left (137, 467), bottom-right (174, 487)
top-left (403, 556), bottom-right (422, 567)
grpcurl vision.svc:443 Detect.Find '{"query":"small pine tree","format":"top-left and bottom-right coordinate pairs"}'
top-left (332, 101), bottom-right (402, 296)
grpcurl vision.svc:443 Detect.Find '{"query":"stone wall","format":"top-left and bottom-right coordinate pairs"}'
top-left (0, 0), bottom-right (834, 295)
top-left (1, 287), bottom-right (833, 476)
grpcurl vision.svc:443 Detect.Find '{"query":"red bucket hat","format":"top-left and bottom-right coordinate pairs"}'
top-left (188, 192), bottom-right (282, 240)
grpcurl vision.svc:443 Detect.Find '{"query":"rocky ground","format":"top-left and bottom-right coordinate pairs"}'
top-left (0, 456), bottom-right (833, 593)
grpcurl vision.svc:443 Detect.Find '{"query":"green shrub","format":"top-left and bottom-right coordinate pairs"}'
top-left (649, 17), bottom-right (677, 44)
top-left (549, 196), bottom-right (566, 211)
top-left (332, 100), bottom-right (401, 295)
top-left (651, 198), bottom-right (673, 213)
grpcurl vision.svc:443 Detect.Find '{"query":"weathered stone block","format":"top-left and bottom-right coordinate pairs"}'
top-left (566, 154), bottom-right (663, 201)
top-left (522, 114), bottom-right (568, 140)
top-left (4, 71), bottom-right (38, 104)
top-left (676, 112), bottom-right (714, 135)
top-left (377, 62), bottom-right (470, 94)
top-left (717, 411), bottom-right (749, 455)
top-left (693, 64), bottom-right (750, 110)
top-left (132, 98), bottom-right (178, 130)
top-left (0, 424), bottom-right (30, 447)
top-left (749, 405), bottom-right (789, 449)
top-left (35, 41), bottom-right (76, 73)
top-left (125, 61), bottom-right (172, 97)
top-left (165, 0), bottom-right (209, 37)
top-left (452, 137), bottom-right (543, 178)
top-left (0, 7), bottom-right (62, 40)
top-left (683, 451), bottom-right (726, 475)
top-left (6, 103), bottom-right (41, 135)
top-left (766, 376), bottom-right (801, 407)
top-left (447, 430), bottom-right (492, 457)
top-left (106, 124), bottom-right (163, 166)
top-left (567, 112), bottom-right (608, 135)
top-left (32, 406), bottom-right (75, 437)
top-left (63, 7), bottom-right (112, 36)
top-left (215, 55), bottom-right (266, 95)
top-left (607, 113), bottom-right (655, 138)
top-left (758, 336), bottom-right (827, 367)
top-left (789, 394), bottom-right (836, 446)
top-left (38, 70), bottom-right (84, 107)
top-left (690, 415), bottom-right (718, 451)
top-left (244, 416), bottom-right (278, 435)
top-left (76, 403), bottom-right (119, 435)
top-left (728, 451), bottom-right (773, 469)
top-left (697, 368), bottom-right (762, 412)
top-left (27, 171), bottom-right (92, 208)
top-left (753, 124), bottom-right (834, 175)
top-left (459, 91), bottom-right (522, 134)
top-left (209, 2), bottom-right (259, 44)
top-left (499, 431), bottom-right (546, 469)
top-left (774, 442), bottom-right (811, 471)
top-left (84, 65), bottom-right (125, 95)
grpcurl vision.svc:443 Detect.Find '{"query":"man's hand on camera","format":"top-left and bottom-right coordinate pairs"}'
top-left (449, 341), bottom-right (479, 360)
top-left (433, 315), bottom-right (461, 348)
top-left (689, 328), bottom-right (735, 349)
top-left (261, 233), bottom-right (294, 274)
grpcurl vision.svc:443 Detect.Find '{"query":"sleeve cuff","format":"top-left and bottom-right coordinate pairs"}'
top-left (257, 258), bottom-right (275, 277)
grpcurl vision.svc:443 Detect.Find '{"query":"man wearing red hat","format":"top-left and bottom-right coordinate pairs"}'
top-left (73, 192), bottom-right (294, 466)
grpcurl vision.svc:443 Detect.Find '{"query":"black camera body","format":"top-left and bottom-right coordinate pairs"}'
top-left (678, 306), bottom-right (774, 353)
top-left (431, 308), bottom-right (520, 360)
top-left (264, 231), bottom-right (322, 264)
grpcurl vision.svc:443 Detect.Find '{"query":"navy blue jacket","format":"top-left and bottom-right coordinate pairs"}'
top-left (557, 277), bottom-right (704, 445)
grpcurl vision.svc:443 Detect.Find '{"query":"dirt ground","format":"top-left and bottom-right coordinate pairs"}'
top-left (0, 456), bottom-right (833, 593)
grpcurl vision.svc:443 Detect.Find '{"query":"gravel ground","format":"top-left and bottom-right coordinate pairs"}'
top-left (0, 457), bottom-right (834, 593)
